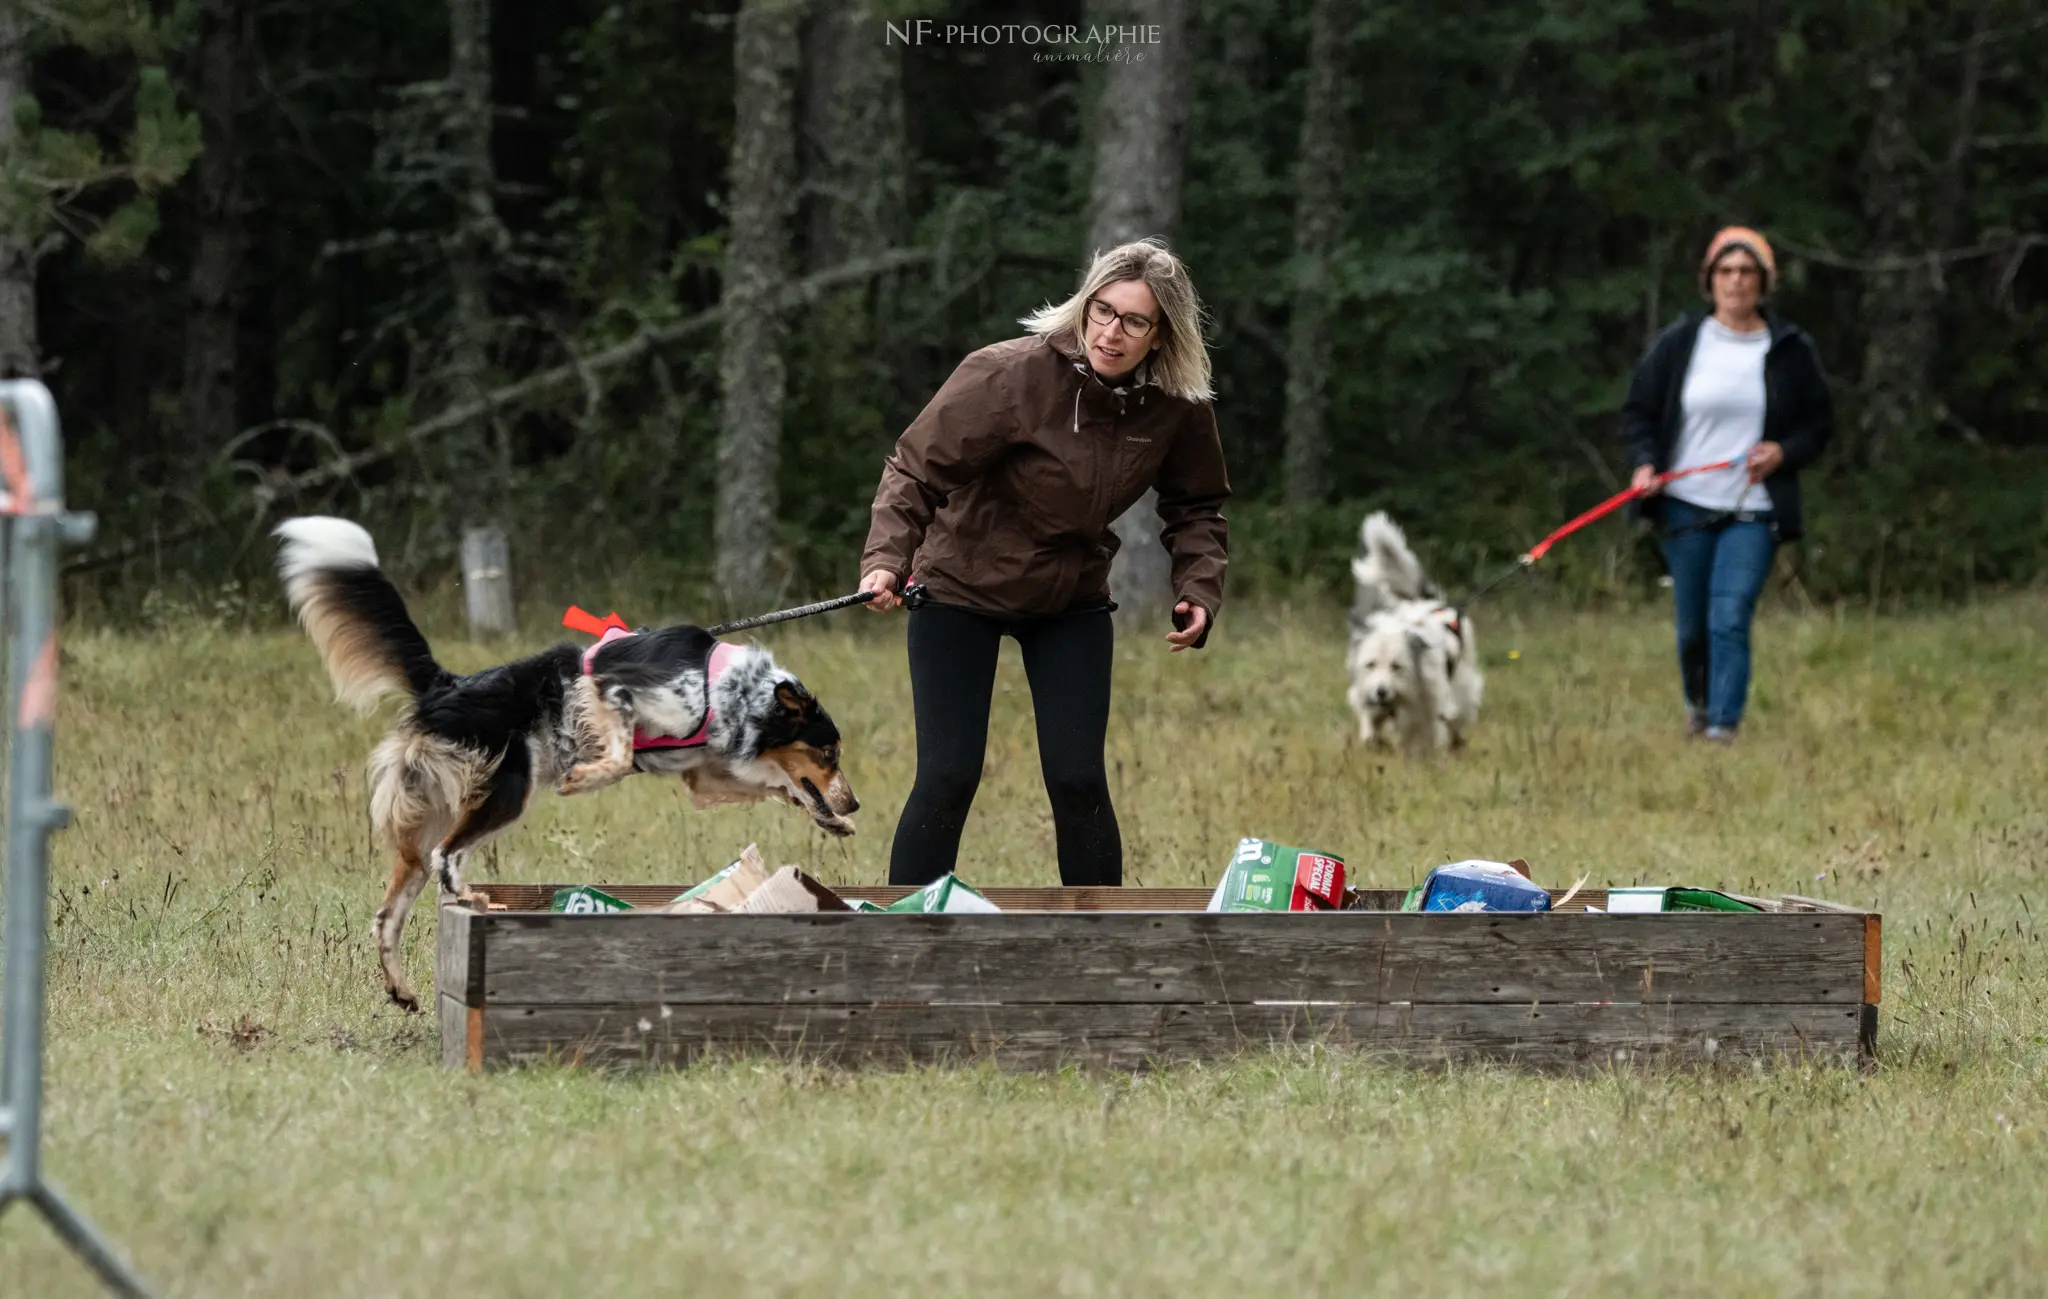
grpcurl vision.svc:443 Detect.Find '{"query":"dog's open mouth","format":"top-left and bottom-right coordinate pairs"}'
top-left (800, 777), bottom-right (856, 837)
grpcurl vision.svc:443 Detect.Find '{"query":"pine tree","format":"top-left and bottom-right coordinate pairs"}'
top-left (0, 0), bottom-right (197, 376)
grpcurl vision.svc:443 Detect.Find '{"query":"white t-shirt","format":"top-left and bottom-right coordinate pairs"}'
top-left (1668, 317), bottom-right (1773, 512)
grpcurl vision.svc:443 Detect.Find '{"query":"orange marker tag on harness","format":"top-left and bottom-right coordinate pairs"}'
top-left (562, 605), bottom-right (630, 638)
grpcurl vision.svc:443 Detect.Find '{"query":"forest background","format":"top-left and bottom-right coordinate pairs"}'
top-left (4, 0), bottom-right (2043, 618)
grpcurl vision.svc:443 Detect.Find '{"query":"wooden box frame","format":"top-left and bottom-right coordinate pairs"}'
top-left (436, 885), bottom-right (1880, 1073)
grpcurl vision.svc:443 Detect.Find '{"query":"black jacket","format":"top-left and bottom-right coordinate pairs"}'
top-left (1619, 309), bottom-right (1833, 540)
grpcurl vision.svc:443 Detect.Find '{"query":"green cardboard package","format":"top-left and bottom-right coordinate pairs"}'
top-left (885, 874), bottom-right (1000, 914)
top-left (1207, 838), bottom-right (1347, 912)
top-left (550, 885), bottom-right (632, 914)
top-left (1605, 887), bottom-right (1762, 914)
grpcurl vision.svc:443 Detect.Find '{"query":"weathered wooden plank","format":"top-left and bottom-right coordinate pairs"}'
top-left (472, 1000), bottom-right (1868, 1073)
top-left (1780, 894), bottom-right (1861, 912)
top-left (436, 901), bottom-right (475, 1006)
top-left (477, 911), bottom-right (1868, 1007)
top-left (438, 993), bottom-right (468, 1071)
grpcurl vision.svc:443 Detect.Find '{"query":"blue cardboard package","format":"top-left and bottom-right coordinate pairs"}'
top-left (1407, 860), bottom-right (1551, 913)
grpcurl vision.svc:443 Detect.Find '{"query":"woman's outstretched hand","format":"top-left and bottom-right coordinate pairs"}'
top-left (1165, 601), bottom-right (1208, 652)
top-left (860, 568), bottom-right (901, 611)
top-left (1630, 464), bottom-right (1661, 496)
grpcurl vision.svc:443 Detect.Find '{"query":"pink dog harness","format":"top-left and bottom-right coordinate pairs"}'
top-left (581, 628), bottom-right (738, 751)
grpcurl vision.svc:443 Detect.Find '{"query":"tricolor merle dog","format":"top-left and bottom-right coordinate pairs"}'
top-left (274, 517), bottom-right (857, 1011)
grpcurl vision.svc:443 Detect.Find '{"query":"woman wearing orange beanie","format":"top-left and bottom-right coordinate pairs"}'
top-left (1620, 227), bottom-right (1833, 744)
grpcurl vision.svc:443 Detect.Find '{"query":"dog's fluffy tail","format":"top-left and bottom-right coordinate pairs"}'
top-left (274, 517), bottom-right (444, 711)
top-left (1350, 511), bottom-right (1439, 602)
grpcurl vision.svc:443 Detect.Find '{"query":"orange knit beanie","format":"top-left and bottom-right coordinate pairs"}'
top-left (1699, 226), bottom-right (1776, 295)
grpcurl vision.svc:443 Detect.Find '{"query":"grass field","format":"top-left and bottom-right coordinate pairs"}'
top-left (3, 594), bottom-right (2046, 1296)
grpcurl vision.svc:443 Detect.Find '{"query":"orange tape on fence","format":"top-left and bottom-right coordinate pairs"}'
top-left (18, 632), bottom-right (57, 729)
top-left (0, 403), bottom-right (33, 514)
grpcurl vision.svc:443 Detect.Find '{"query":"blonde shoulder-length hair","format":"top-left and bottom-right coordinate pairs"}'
top-left (1017, 238), bottom-right (1214, 403)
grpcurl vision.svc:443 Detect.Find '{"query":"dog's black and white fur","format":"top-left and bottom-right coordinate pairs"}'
top-left (274, 516), bottom-right (857, 1011)
top-left (1346, 511), bottom-right (1483, 753)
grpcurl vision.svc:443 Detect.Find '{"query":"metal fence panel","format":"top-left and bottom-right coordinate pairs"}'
top-left (0, 379), bottom-right (152, 1296)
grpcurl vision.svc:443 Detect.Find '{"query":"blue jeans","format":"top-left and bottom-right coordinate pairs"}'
top-left (1657, 498), bottom-right (1776, 729)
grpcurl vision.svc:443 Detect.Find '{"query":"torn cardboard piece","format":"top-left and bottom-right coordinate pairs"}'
top-left (667, 845), bottom-right (775, 913)
top-left (737, 866), bottom-right (854, 913)
top-left (667, 846), bottom-right (855, 914)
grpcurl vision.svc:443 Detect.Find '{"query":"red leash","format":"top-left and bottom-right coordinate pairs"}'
top-left (1523, 457), bottom-right (1741, 562)
top-left (1455, 458), bottom-right (1744, 608)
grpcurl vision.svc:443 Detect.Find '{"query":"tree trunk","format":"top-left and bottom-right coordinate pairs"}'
top-left (0, 5), bottom-right (38, 378)
top-left (801, 0), bottom-right (905, 275)
top-left (1280, 0), bottom-right (1350, 506)
top-left (798, 0), bottom-right (906, 422)
top-left (446, 0), bottom-right (502, 509)
top-left (180, 0), bottom-right (249, 476)
top-left (1086, 0), bottom-right (1193, 623)
top-left (1085, 0), bottom-right (1191, 258)
top-left (716, 0), bottom-right (802, 601)
top-left (1855, 11), bottom-right (1983, 466)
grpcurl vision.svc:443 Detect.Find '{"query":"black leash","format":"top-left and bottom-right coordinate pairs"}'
top-left (707, 589), bottom-right (877, 636)
top-left (1450, 555), bottom-right (1533, 613)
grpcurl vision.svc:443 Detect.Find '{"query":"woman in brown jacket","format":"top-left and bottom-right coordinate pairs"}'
top-left (858, 239), bottom-right (1231, 887)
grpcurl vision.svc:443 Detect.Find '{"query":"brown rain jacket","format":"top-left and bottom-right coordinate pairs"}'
top-left (861, 333), bottom-right (1231, 646)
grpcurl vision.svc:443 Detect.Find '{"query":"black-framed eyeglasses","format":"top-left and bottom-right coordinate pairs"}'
top-left (1086, 297), bottom-right (1157, 338)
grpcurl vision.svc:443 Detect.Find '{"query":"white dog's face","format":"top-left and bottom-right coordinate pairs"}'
top-left (1350, 619), bottom-right (1424, 718)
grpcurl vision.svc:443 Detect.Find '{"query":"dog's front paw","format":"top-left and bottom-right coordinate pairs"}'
top-left (557, 764), bottom-right (605, 796)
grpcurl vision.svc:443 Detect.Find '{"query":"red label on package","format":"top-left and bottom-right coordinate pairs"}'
top-left (1292, 853), bottom-right (1345, 910)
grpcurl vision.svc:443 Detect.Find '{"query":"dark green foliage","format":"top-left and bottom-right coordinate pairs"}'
top-left (19, 0), bottom-right (2046, 615)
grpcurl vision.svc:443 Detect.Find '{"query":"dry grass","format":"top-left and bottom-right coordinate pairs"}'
top-left (4, 595), bottom-right (2046, 1295)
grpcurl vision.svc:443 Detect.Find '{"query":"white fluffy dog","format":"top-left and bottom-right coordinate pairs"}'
top-left (1346, 512), bottom-right (1483, 752)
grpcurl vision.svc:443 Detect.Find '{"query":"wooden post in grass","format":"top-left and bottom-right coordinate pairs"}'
top-left (461, 525), bottom-right (514, 639)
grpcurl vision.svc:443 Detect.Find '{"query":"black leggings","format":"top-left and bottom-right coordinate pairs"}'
top-left (888, 604), bottom-right (1121, 888)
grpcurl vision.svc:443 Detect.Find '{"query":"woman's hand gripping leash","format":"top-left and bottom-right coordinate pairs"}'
top-left (859, 569), bottom-right (932, 613)
top-left (859, 567), bottom-right (903, 611)
top-left (1459, 457), bottom-right (1747, 610)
